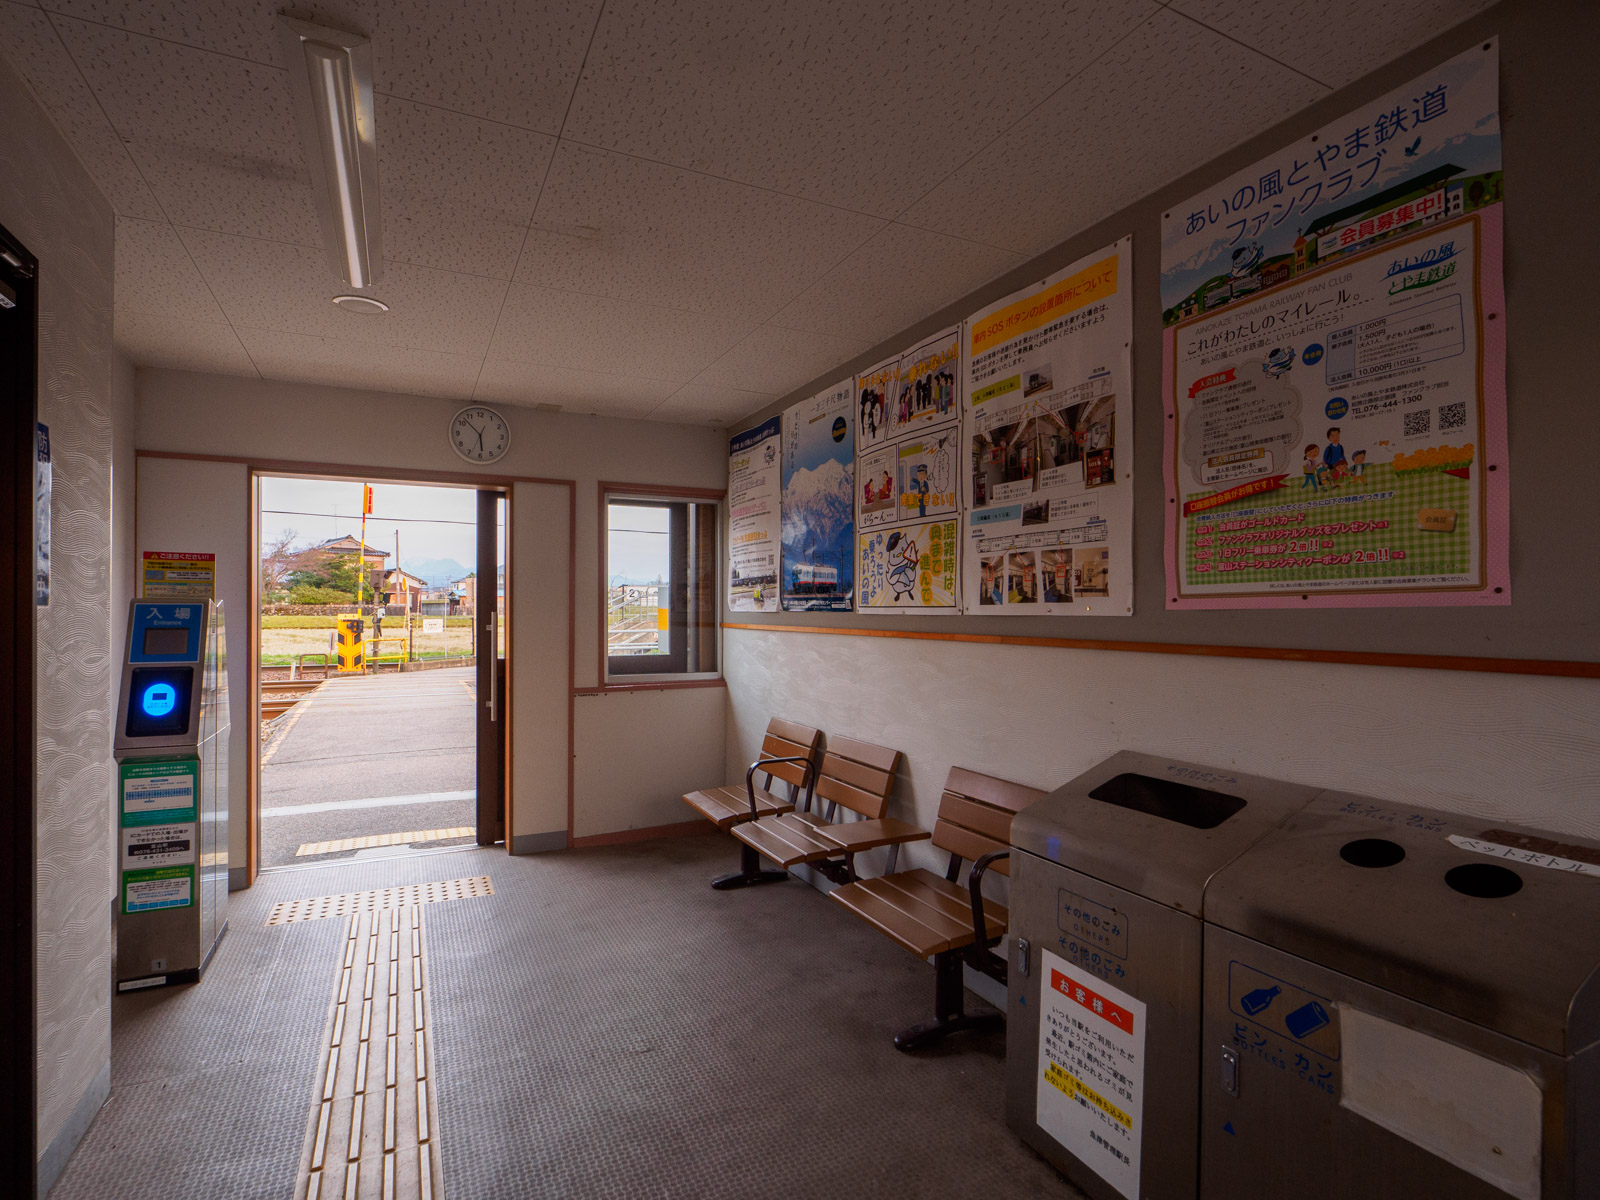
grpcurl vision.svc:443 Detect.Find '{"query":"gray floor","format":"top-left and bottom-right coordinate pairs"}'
top-left (261, 668), bottom-right (478, 867)
top-left (58, 835), bottom-right (1085, 1199)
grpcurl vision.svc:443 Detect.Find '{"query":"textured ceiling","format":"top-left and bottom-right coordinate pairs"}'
top-left (0, 0), bottom-right (1494, 426)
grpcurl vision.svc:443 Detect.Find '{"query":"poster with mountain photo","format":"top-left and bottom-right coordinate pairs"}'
top-left (781, 378), bottom-right (855, 611)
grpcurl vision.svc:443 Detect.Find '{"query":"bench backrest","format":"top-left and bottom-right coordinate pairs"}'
top-left (758, 718), bottom-right (822, 791)
top-left (815, 736), bottom-right (901, 820)
top-left (931, 766), bottom-right (1046, 876)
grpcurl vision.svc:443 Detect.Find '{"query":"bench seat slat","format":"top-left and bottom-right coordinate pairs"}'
top-left (682, 785), bottom-right (795, 831)
top-left (877, 869), bottom-right (1008, 939)
top-left (816, 817), bottom-right (930, 854)
top-left (830, 882), bottom-right (960, 957)
top-left (732, 813), bottom-right (839, 866)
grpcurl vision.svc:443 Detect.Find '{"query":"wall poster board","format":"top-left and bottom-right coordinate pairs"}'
top-left (727, 415), bottom-right (782, 611)
top-left (1160, 40), bottom-right (1508, 609)
top-left (857, 327), bottom-right (961, 611)
top-left (781, 378), bottom-right (856, 611)
top-left (962, 237), bottom-right (1133, 615)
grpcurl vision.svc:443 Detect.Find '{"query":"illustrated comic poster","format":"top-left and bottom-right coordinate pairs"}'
top-left (857, 327), bottom-right (962, 611)
top-left (1160, 41), bottom-right (1509, 608)
top-left (781, 379), bottom-right (855, 611)
top-left (963, 239), bottom-right (1133, 616)
top-left (727, 416), bottom-right (782, 612)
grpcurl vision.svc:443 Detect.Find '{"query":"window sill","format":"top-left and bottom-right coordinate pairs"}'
top-left (574, 678), bottom-right (727, 695)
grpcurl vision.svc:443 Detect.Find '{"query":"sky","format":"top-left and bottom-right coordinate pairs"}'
top-left (260, 478), bottom-right (670, 585)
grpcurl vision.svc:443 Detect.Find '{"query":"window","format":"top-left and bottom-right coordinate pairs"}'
top-left (604, 489), bottom-right (720, 680)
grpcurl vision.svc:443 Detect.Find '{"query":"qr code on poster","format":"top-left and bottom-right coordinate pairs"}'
top-left (1438, 402), bottom-right (1467, 432)
top-left (1403, 410), bottom-right (1431, 436)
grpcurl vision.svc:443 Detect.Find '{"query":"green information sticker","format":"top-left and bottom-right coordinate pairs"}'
top-left (972, 375), bottom-right (1020, 406)
top-left (123, 865), bottom-right (194, 913)
top-left (120, 758), bottom-right (198, 826)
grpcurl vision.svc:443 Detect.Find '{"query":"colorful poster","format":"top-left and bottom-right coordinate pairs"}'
top-left (141, 550), bottom-right (216, 600)
top-left (856, 328), bottom-right (962, 612)
top-left (727, 415), bottom-right (782, 612)
top-left (1037, 950), bottom-right (1146, 1200)
top-left (1160, 41), bottom-right (1508, 608)
top-left (963, 239), bottom-right (1133, 615)
top-left (781, 379), bottom-right (855, 611)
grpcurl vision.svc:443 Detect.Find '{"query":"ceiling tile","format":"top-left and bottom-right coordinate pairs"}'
top-left (180, 228), bottom-right (509, 356)
top-left (1171, 0), bottom-right (1496, 89)
top-left (517, 142), bottom-right (885, 317)
top-left (899, 9), bottom-right (1328, 256)
top-left (649, 381), bottom-right (772, 428)
top-left (236, 327), bottom-right (482, 398)
top-left (564, 0), bottom-right (1159, 216)
top-left (769, 222), bottom-right (1023, 342)
top-left (0, 3), bottom-right (162, 218)
top-left (376, 93), bottom-right (555, 279)
top-left (486, 284), bottom-right (756, 383)
top-left (128, 136), bottom-right (320, 246)
top-left (47, 1), bottom-right (381, 67)
top-left (474, 359), bottom-right (679, 417)
top-left (115, 310), bottom-right (257, 375)
top-left (692, 324), bottom-right (868, 396)
top-left (373, 0), bottom-right (605, 134)
top-left (114, 215), bottom-right (227, 322)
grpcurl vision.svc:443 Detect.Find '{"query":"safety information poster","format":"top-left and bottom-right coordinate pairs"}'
top-left (857, 327), bottom-right (961, 611)
top-left (781, 379), bottom-right (855, 611)
top-left (142, 550), bottom-right (216, 600)
top-left (727, 416), bottom-right (782, 611)
top-left (1037, 949), bottom-right (1145, 1200)
top-left (1160, 41), bottom-right (1508, 608)
top-left (963, 239), bottom-right (1133, 615)
top-left (120, 758), bottom-right (198, 824)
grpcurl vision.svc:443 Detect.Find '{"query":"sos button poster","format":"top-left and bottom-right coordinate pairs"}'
top-left (1158, 41), bottom-right (1508, 609)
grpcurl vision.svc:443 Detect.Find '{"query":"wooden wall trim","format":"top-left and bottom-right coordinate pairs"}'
top-left (721, 622), bottom-right (1600, 680)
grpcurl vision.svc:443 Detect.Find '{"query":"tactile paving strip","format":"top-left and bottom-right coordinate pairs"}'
top-left (295, 828), bottom-right (477, 857)
top-left (267, 876), bottom-right (494, 926)
top-left (295, 905), bottom-right (444, 1200)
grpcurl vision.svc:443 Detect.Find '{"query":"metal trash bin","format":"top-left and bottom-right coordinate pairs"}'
top-left (1201, 793), bottom-right (1600, 1199)
top-left (1005, 751), bottom-right (1323, 1200)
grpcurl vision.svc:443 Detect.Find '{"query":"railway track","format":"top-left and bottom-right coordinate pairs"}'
top-left (261, 677), bottom-right (323, 720)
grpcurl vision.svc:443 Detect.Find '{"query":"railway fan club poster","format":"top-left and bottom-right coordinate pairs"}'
top-left (781, 378), bottom-right (855, 611)
top-left (727, 415), bottom-right (782, 612)
top-left (962, 237), bottom-right (1134, 616)
top-left (857, 326), bottom-right (962, 611)
top-left (1160, 40), bottom-right (1509, 609)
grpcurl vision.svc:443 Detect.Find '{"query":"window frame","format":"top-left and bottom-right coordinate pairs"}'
top-left (599, 483), bottom-right (724, 688)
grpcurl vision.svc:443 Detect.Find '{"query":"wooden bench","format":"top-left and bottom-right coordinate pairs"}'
top-left (681, 719), bottom-right (821, 890)
top-left (829, 766), bottom-right (1045, 1051)
top-left (729, 736), bottom-right (925, 888)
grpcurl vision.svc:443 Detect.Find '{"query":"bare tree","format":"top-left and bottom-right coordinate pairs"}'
top-left (261, 529), bottom-right (301, 597)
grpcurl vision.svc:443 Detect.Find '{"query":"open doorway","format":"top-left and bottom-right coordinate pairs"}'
top-left (254, 475), bottom-right (505, 869)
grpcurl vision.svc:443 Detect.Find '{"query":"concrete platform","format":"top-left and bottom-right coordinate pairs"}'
top-left (261, 668), bottom-right (478, 868)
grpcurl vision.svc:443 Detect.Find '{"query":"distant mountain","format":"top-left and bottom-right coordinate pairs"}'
top-left (402, 557), bottom-right (471, 586)
top-left (781, 457), bottom-right (853, 552)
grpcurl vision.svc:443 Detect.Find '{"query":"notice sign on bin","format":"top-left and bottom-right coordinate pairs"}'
top-left (1038, 949), bottom-right (1146, 1200)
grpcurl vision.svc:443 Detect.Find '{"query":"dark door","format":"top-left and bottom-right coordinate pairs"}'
top-left (0, 224), bottom-right (39, 1194)
top-left (475, 489), bottom-right (505, 844)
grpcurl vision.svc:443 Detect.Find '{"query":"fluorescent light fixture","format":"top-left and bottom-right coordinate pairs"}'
top-left (279, 16), bottom-right (383, 289)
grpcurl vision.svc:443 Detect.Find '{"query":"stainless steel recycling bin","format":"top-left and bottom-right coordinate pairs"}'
top-left (1005, 751), bottom-right (1323, 1200)
top-left (1201, 793), bottom-right (1600, 1199)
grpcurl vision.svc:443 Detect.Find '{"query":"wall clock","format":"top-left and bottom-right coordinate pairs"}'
top-left (449, 405), bottom-right (510, 464)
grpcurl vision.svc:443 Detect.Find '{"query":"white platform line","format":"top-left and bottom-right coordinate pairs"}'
top-left (262, 790), bottom-right (476, 819)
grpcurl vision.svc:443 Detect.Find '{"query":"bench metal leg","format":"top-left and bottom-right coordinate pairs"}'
top-left (893, 950), bottom-right (1004, 1052)
top-left (710, 841), bottom-right (789, 890)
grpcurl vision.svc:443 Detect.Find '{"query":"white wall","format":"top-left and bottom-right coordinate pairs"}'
top-left (574, 686), bottom-right (728, 838)
top-left (135, 370), bottom-right (729, 853)
top-left (725, 629), bottom-right (1600, 879)
top-left (0, 43), bottom-right (117, 1187)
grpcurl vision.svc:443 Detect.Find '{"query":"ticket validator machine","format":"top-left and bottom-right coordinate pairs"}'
top-left (113, 599), bottom-right (229, 990)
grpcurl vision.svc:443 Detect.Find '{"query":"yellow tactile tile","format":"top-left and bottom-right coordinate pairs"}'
top-left (295, 827), bottom-right (477, 857)
top-left (266, 876), bottom-right (493, 925)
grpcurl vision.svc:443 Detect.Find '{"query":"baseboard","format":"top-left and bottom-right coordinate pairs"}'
top-left (509, 830), bottom-right (568, 855)
top-left (228, 867), bottom-right (248, 892)
top-left (569, 819), bottom-right (713, 849)
top-left (37, 1058), bottom-right (109, 1199)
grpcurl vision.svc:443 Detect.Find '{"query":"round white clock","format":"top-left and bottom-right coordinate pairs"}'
top-left (449, 405), bottom-right (511, 464)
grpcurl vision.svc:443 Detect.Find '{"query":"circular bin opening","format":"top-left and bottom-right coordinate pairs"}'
top-left (1445, 862), bottom-right (1523, 898)
top-left (1340, 838), bottom-right (1406, 868)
